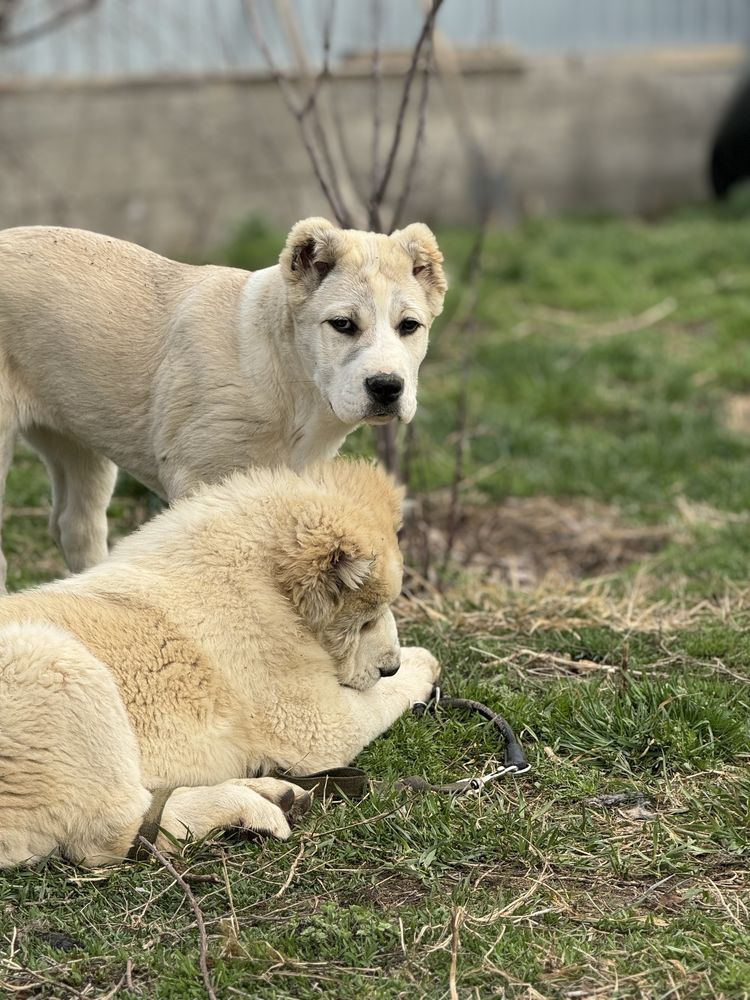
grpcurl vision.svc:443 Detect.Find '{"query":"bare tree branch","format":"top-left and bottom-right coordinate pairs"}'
top-left (0, 0), bottom-right (20, 38)
top-left (428, 14), bottom-right (495, 220)
top-left (0, 0), bottom-right (98, 47)
top-left (274, 0), bottom-right (308, 72)
top-left (369, 0), bottom-right (444, 228)
top-left (137, 836), bottom-right (217, 1000)
top-left (389, 26), bottom-right (435, 231)
top-left (297, 1), bottom-right (353, 227)
top-left (244, 0), bottom-right (351, 226)
top-left (329, 87), bottom-right (370, 209)
top-left (368, 0), bottom-right (384, 229)
top-left (375, 421), bottom-right (399, 474)
top-left (440, 211), bottom-right (491, 575)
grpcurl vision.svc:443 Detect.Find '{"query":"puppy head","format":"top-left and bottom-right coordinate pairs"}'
top-left (274, 461), bottom-right (404, 690)
top-left (279, 217), bottom-right (447, 427)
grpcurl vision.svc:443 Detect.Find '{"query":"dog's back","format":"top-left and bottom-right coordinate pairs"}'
top-left (0, 226), bottom-right (249, 488)
top-left (0, 227), bottom-right (222, 436)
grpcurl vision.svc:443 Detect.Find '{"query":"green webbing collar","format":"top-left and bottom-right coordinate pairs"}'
top-left (126, 787), bottom-right (175, 860)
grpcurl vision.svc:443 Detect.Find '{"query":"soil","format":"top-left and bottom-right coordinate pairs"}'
top-left (402, 493), bottom-right (671, 588)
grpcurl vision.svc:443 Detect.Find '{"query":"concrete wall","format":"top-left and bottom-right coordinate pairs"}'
top-left (0, 47), bottom-right (744, 256)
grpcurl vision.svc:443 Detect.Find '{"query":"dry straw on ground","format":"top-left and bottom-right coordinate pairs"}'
top-left (399, 492), bottom-right (750, 642)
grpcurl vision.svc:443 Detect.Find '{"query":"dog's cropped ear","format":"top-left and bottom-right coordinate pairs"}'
top-left (278, 507), bottom-right (374, 626)
top-left (280, 217), bottom-right (342, 298)
top-left (391, 222), bottom-right (448, 316)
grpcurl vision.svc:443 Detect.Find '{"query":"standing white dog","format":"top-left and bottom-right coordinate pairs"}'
top-left (0, 219), bottom-right (446, 586)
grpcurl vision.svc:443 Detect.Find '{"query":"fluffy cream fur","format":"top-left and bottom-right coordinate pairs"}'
top-left (0, 459), bottom-right (440, 868)
top-left (0, 220), bottom-right (446, 587)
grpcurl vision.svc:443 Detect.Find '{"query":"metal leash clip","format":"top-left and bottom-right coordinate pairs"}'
top-left (412, 684), bottom-right (442, 717)
top-left (457, 762), bottom-right (533, 794)
top-left (411, 685), bottom-right (532, 791)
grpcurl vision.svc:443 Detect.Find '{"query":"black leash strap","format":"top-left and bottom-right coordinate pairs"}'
top-left (269, 766), bottom-right (370, 801)
top-left (276, 687), bottom-right (531, 800)
top-left (414, 687), bottom-right (531, 781)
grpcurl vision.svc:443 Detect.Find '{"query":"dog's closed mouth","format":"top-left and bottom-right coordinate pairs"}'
top-left (366, 410), bottom-right (399, 425)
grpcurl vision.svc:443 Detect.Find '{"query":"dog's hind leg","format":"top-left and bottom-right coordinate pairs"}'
top-left (22, 428), bottom-right (117, 573)
top-left (0, 620), bottom-right (309, 869)
top-left (0, 621), bottom-right (151, 868)
top-left (0, 412), bottom-right (18, 592)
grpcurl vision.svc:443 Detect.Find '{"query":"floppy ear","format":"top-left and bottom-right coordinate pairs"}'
top-left (279, 217), bottom-right (342, 300)
top-left (391, 222), bottom-right (447, 316)
top-left (278, 508), bottom-right (374, 626)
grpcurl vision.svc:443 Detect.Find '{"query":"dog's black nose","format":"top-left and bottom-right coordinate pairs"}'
top-left (379, 659), bottom-right (400, 678)
top-left (365, 373), bottom-right (404, 407)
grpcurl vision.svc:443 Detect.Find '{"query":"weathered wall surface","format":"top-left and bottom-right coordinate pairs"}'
top-left (0, 48), bottom-right (743, 255)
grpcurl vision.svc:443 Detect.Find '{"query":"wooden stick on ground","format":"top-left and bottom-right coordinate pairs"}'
top-left (137, 836), bottom-right (217, 1000)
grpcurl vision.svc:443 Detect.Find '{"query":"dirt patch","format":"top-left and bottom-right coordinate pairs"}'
top-left (725, 393), bottom-right (750, 436)
top-left (349, 872), bottom-right (429, 910)
top-left (403, 493), bottom-right (670, 588)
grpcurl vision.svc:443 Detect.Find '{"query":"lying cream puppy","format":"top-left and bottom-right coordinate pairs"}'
top-left (0, 219), bottom-right (447, 586)
top-left (0, 459), bottom-right (440, 868)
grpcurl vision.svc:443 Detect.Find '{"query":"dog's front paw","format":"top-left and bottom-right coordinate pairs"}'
top-left (229, 777), bottom-right (312, 825)
top-left (402, 646), bottom-right (441, 683)
top-left (158, 779), bottom-right (309, 847)
top-left (398, 646), bottom-right (442, 705)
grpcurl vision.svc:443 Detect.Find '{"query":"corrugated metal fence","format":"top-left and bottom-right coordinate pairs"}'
top-left (1, 0), bottom-right (748, 81)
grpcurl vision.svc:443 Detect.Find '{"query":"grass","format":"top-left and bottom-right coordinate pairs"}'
top-left (3, 201), bottom-right (750, 998)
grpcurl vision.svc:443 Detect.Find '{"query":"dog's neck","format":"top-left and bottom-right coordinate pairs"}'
top-left (287, 407), bottom-right (354, 472)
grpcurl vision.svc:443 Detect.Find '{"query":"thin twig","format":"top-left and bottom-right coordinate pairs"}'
top-left (400, 421), bottom-right (417, 489)
top-left (428, 11), bottom-right (495, 221)
top-left (244, 0), bottom-right (350, 226)
top-left (329, 89), bottom-right (370, 209)
top-left (370, 0), bottom-right (445, 221)
top-left (137, 837), bottom-right (217, 1000)
top-left (449, 905), bottom-right (465, 1000)
top-left (441, 368), bottom-right (470, 573)
top-left (0, 0), bottom-right (97, 46)
top-left (276, 0), bottom-right (350, 225)
top-left (431, 215), bottom-right (489, 358)
top-left (307, 2), bottom-right (352, 226)
top-left (440, 214), bottom-right (491, 572)
top-left (368, 0), bottom-right (384, 229)
top-left (274, 838), bottom-right (306, 896)
top-left (390, 28), bottom-right (435, 230)
top-left (375, 422), bottom-right (398, 474)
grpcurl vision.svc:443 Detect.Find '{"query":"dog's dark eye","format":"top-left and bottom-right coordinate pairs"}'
top-left (398, 318), bottom-right (421, 336)
top-left (361, 618), bottom-right (377, 632)
top-left (328, 317), bottom-right (358, 335)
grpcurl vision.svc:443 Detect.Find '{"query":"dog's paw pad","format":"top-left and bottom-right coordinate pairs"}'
top-left (286, 788), bottom-right (312, 824)
top-left (279, 787), bottom-right (296, 813)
